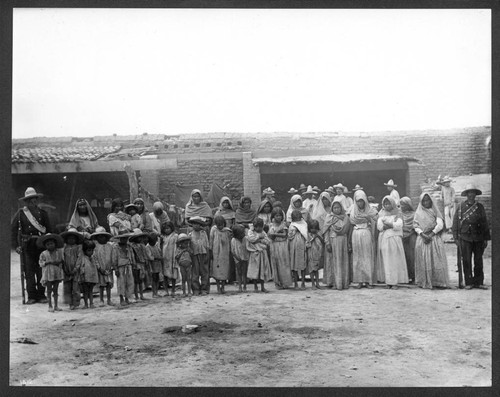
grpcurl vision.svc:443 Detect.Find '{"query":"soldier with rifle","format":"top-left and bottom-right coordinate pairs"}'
top-left (11, 187), bottom-right (52, 304)
top-left (452, 183), bottom-right (490, 290)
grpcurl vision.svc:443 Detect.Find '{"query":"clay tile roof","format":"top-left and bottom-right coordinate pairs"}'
top-left (11, 146), bottom-right (122, 163)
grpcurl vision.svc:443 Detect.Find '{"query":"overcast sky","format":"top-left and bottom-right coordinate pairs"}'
top-left (12, 8), bottom-right (491, 139)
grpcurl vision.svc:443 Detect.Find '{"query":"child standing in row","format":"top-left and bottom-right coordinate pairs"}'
top-left (162, 221), bottom-right (178, 296)
top-left (268, 208), bottom-right (292, 289)
top-left (231, 224), bottom-right (249, 292)
top-left (92, 227), bottom-right (115, 306)
top-left (113, 233), bottom-right (135, 306)
top-left (246, 218), bottom-right (272, 293)
top-left (147, 234), bottom-right (163, 298)
top-left (306, 220), bottom-right (324, 290)
top-left (61, 228), bottom-right (83, 310)
top-left (210, 215), bottom-right (232, 294)
top-left (288, 209), bottom-right (308, 290)
top-left (129, 229), bottom-right (151, 302)
top-left (76, 239), bottom-right (99, 309)
top-left (188, 216), bottom-right (210, 295)
top-left (38, 233), bottom-right (65, 312)
top-left (175, 234), bottom-right (193, 296)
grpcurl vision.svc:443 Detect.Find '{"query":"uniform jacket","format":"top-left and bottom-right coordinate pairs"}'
top-left (452, 200), bottom-right (490, 242)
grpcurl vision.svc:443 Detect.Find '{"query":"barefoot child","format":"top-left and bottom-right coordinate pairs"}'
top-left (288, 209), bottom-right (308, 290)
top-left (246, 218), bottom-right (272, 292)
top-left (60, 228), bottom-right (83, 310)
top-left (113, 233), bottom-right (135, 306)
top-left (188, 216), bottom-right (210, 295)
top-left (76, 239), bottom-right (99, 309)
top-left (162, 221), bottom-right (179, 296)
top-left (147, 233), bottom-right (163, 298)
top-left (306, 220), bottom-right (324, 289)
top-left (91, 227), bottom-right (115, 306)
top-left (231, 224), bottom-right (249, 292)
top-left (268, 208), bottom-right (293, 289)
top-left (37, 233), bottom-right (65, 312)
top-left (210, 215), bottom-right (232, 294)
top-left (175, 234), bottom-right (193, 296)
top-left (129, 229), bottom-right (152, 301)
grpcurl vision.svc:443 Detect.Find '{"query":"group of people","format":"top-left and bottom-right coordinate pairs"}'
top-left (11, 177), bottom-right (490, 313)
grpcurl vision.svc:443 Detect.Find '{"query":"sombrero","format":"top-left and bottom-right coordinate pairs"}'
top-left (312, 186), bottom-right (321, 194)
top-left (60, 228), bottom-right (85, 244)
top-left (90, 226), bottom-right (112, 239)
top-left (461, 183), bottom-right (482, 196)
top-left (37, 233), bottom-right (64, 249)
top-left (298, 183), bottom-right (307, 193)
top-left (128, 228), bottom-right (150, 243)
top-left (124, 204), bottom-right (139, 213)
top-left (19, 187), bottom-right (43, 202)
top-left (333, 183), bottom-right (346, 191)
top-left (188, 216), bottom-right (206, 226)
top-left (352, 184), bottom-right (364, 191)
top-left (384, 179), bottom-right (397, 187)
top-left (287, 187), bottom-right (299, 194)
top-left (325, 186), bottom-right (335, 194)
top-left (176, 233), bottom-right (191, 244)
top-left (262, 187), bottom-right (275, 195)
top-left (304, 185), bottom-right (315, 195)
top-left (441, 175), bottom-right (453, 183)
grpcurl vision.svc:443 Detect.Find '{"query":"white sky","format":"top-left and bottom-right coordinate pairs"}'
top-left (12, 8), bottom-right (491, 139)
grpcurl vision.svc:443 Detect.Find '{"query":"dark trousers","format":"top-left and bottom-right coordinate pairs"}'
top-left (22, 248), bottom-right (46, 301)
top-left (191, 254), bottom-right (209, 293)
top-left (403, 233), bottom-right (417, 281)
top-left (460, 239), bottom-right (485, 286)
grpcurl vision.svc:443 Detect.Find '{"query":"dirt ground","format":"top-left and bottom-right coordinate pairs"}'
top-left (9, 242), bottom-right (491, 387)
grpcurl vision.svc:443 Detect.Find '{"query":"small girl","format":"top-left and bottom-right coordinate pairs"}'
top-left (188, 217), bottom-right (210, 295)
top-left (175, 234), bottom-right (193, 296)
top-left (147, 233), bottom-right (163, 298)
top-left (60, 228), bottom-right (83, 310)
top-left (306, 219), bottom-right (324, 290)
top-left (288, 209), bottom-right (308, 290)
top-left (246, 218), bottom-right (272, 292)
top-left (231, 224), bottom-right (249, 292)
top-left (377, 196), bottom-right (409, 289)
top-left (129, 229), bottom-right (152, 301)
top-left (210, 215), bottom-right (232, 294)
top-left (162, 221), bottom-right (179, 297)
top-left (268, 208), bottom-right (292, 289)
top-left (37, 233), bottom-right (65, 312)
top-left (125, 204), bottom-right (143, 230)
top-left (76, 239), bottom-right (99, 309)
top-left (92, 226), bottom-right (115, 306)
top-left (113, 233), bottom-right (135, 306)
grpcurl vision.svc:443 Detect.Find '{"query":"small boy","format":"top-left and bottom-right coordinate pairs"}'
top-left (188, 216), bottom-right (210, 295)
top-left (125, 204), bottom-right (143, 230)
top-left (38, 233), bottom-right (65, 312)
top-left (231, 224), bottom-right (249, 292)
top-left (147, 233), bottom-right (163, 298)
top-left (129, 229), bottom-right (152, 301)
top-left (76, 239), bottom-right (99, 309)
top-left (113, 232), bottom-right (135, 306)
top-left (175, 234), bottom-right (193, 296)
top-left (246, 218), bottom-right (272, 293)
top-left (60, 228), bottom-right (83, 310)
top-left (306, 220), bottom-right (324, 290)
top-left (91, 226), bottom-right (115, 306)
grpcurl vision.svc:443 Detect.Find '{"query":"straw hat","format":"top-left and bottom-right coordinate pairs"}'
top-left (176, 233), bottom-right (191, 244)
top-left (325, 186), bottom-right (335, 194)
top-left (333, 183), bottom-right (346, 191)
top-left (60, 228), bottom-right (85, 244)
top-left (312, 186), bottom-right (321, 194)
top-left (19, 187), bottom-right (43, 201)
top-left (441, 175), bottom-right (453, 183)
top-left (262, 187), bottom-right (275, 195)
top-left (37, 233), bottom-right (64, 249)
top-left (384, 179), bottom-right (397, 187)
top-left (124, 204), bottom-right (138, 213)
top-left (90, 226), bottom-right (112, 239)
top-left (461, 183), bottom-right (482, 196)
top-left (298, 183), bottom-right (307, 193)
top-left (352, 184), bottom-right (364, 191)
top-left (128, 228), bottom-right (150, 243)
top-left (304, 185), bottom-right (315, 195)
top-left (188, 216), bottom-right (206, 225)
top-left (287, 187), bottom-right (299, 194)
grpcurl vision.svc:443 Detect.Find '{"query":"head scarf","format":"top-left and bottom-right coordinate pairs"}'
top-left (214, 196), bottom-right (236, 221)
top-left (286, 194), bottom-right (309, 223)
top-left (399, 196), bottom-right (415, 236)
top-left (323, 198), bottom-right (350, 235)
top-left (349, 190), bottom-right (377, 225)
top-left (378, 195), bottom-right (401, 218)
top-left (414, 192), bottom-right (444, 234)
top-left (235, 196), bottom-right (257, 224)
top-left (68, 199), bottom-right (99, 232)
top-left (185, 189), bottom-right (213, 219)
top-left (311, 192), bottom-right (332, 232)
top-left (257, 198), bottom-right (273, 214)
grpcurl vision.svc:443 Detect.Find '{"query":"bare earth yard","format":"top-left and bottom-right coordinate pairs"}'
top-left (9, 243), bottom-right (491, 387)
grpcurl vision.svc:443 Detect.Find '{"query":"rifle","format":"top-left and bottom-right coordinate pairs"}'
top-left (17, 213), bottom-right (26, 304)
top-left (456, 238), bottom-right (464, 289)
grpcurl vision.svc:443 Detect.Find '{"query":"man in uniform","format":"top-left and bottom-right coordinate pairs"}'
top-left (11, 187), bottom-right (52, 304)
top-left (452, 183), bottom-right (490, 290)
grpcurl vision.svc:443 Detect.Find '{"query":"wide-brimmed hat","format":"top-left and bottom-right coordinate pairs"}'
top-left (384, 179), bottom-right (397, 187)
top-left (333, 183), bottom-right (346, 191)
top-left (303, 185), bottom-right (315, 195)
top-left (124, 204), bottom-right (138, 213)
top-left (287, 187), bottom-right (298, 194)
top-left (128, 228), bottom-right (150, 242)
top-left (90, 226), bottom-right (112, 239)
top-left (312, 186), bottom-right (321, 194)
top-left (112, 232), bottom-right (134, 242)
top-left (441, 175), bottom-right (453, 183)
top-left (262, 187), bottom-right (275, 195)
top-left (60, 228), bottom-right (85, 244)
top-left (461, 183), bottom-right (482, 196)
top-left (325, 186), bottom-right (335, 194)
top-left (298, 183), bottom-right (307, 193)
top-left (19, 187), bottom-right (44, 202)
top-left (147, 233), bottom-right (159, 245)
top-left (176, 233), bottom-right (191, 244)
top-left (37, 233), bottom-right (64, 249)
top-left (352, 184), bottom-right (364, 191)
top-left (188, 216), bottom-right (206, 226)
